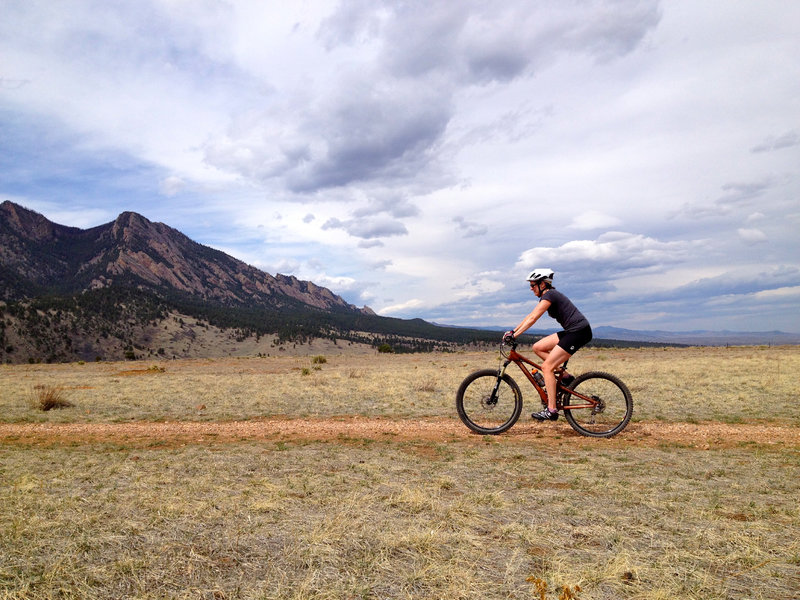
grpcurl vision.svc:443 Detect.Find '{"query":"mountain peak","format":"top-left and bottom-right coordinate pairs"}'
top-left (1, 202), bottom-right (371, 315)
top-left (1, 200), bottom-right (61, 242)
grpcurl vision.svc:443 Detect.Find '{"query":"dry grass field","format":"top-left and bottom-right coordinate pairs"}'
top-left (1, 345), bottom-right (799, 599)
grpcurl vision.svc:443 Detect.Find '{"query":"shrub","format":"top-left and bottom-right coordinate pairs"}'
top-left (377, 343), bottom-right (394, 353)
top-left (312, 355), bottom-right (327, 364)
top-left (30, 385), bottom-right (74, 411)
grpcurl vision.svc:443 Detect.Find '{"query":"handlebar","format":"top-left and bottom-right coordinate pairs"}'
top-left (500, 337), bottom-right (518, 359)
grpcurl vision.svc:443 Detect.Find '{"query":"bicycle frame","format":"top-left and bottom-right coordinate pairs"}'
top-left (499, 345), bottom-right (596, 411)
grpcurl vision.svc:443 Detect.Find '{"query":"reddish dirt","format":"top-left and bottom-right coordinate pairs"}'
top-left (1, 418), bottom-right (797, 450)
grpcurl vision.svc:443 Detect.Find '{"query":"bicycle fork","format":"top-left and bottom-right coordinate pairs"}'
top-left (488, 360), bottom-right (512, 405)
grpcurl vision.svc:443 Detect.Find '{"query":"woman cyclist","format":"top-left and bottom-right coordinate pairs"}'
top-left (503, 268), bottom-right (593, 422)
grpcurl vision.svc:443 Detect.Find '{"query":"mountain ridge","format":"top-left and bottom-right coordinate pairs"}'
top-left (591, 325), bottom-right (800, 346)
top-left (0, 200), bottom-right (373, 315)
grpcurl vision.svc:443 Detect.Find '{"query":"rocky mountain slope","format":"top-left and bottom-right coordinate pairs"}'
top-left (0, 201), bottom-right (373, 315)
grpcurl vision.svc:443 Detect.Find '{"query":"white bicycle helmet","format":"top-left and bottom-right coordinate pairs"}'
top-left (526, 268), bottom-right (554, 284)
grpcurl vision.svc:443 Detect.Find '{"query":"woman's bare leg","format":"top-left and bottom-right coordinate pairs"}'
top-left (533, 333), bottom-right (571, 411)
top-left (542, 346), bottom-right (571, 411)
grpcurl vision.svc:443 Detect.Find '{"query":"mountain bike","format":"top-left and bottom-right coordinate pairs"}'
top-left (456, 339), bottom-right (633, 438)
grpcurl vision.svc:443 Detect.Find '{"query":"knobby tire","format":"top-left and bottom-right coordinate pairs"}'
top-left (562, 371), bottom-right (633, 438)
top-left (455, 369), bottom-right (523, 435)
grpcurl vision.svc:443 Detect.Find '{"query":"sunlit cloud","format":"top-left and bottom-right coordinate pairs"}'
top-left (738, 228), bottom-right (768, 245)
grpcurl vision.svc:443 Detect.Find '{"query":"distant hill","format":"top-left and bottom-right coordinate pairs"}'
top-left (591, 326), bottom-right (800, 346)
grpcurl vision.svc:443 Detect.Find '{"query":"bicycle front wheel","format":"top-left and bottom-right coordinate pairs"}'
top-left (563, 371), bottom-right (633, 438)
top-left (456, 369), bottom-right (522, 435)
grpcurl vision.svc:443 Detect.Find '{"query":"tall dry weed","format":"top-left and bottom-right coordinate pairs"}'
top-left (29, 385), bottom-right (73, 411)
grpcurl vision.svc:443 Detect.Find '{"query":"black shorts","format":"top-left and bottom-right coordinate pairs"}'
top-left (557, 325), bottom-right (592, 355)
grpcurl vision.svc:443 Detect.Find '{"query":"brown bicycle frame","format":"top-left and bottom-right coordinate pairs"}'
top-left (502, 346), bottom-right (595, 411)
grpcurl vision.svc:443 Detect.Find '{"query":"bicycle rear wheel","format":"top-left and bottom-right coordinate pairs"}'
top-left (456, 369), bottom-right (522, 435)
top-left (562, 371), bottom-right (632, 438)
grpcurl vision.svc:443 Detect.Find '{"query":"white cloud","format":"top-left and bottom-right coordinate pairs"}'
top-left (379, 298), bottom-right (425, 315)
top-left (754, 286), bottom-right (800, 301)
top-left (516, 232), bottom-right (700, 277)
top-left (568, 211), bottom-right (622, 231)
top-left (452, 275), bottom-right (505, 301)
top-left (159, 176), bottom-right (185, 197)
top-left (737, 228), bottom-right (768, 245)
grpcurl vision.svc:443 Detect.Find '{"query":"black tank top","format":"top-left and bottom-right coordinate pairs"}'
top-left (541, 289), bottom-right (589, 332)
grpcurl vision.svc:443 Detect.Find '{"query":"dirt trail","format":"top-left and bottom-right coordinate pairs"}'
top-left (1, 418), bottom-right (798, 449)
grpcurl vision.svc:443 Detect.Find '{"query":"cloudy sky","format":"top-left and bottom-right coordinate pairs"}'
top-left (2, 0), bottom-right (799, 333)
